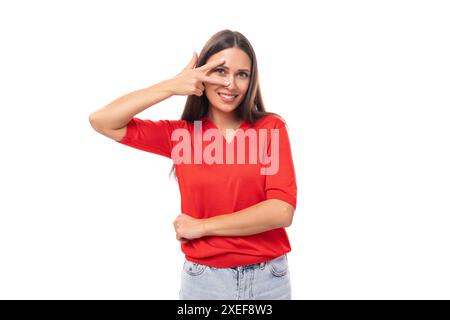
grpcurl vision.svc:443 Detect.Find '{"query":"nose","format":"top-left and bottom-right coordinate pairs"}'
top-left (225, 75), bottom-right (237, 90)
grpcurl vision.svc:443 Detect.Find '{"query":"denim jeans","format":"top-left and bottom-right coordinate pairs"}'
top-left (179, 254), bottom-right (291, 300)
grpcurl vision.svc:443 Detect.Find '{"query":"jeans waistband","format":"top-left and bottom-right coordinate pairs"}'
top-left (230, 259), bottom-right (273, 270)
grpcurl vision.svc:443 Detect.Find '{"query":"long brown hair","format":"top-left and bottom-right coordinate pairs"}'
top-left (169, 29), bottom-right (284, 180)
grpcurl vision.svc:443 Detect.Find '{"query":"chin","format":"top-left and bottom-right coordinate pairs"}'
top-left (219, 100), bottom-right (240, 109)
top-left (213, 105), bottom-right (238, 114)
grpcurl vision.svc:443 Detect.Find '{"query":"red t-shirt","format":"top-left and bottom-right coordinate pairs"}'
top-left (117, 114), bottom-right (297, 268)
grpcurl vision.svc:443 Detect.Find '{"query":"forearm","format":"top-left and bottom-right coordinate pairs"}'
top-left (89, 78), bottom-right (174, 130)
top-left (203, 199), bottom-right (294, 237)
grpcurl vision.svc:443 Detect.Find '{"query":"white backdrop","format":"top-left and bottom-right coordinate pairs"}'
top-left (0, 0), bottom-right (449, 299)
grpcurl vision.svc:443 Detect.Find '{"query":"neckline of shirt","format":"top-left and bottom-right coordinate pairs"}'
top-left (200, 115), bottom-right (250, 131)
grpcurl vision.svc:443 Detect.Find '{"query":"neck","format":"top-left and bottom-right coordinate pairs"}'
top-left (207, 108), bottom-right (242, 130)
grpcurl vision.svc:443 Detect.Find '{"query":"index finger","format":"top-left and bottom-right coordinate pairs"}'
top-left (197, 58), bottom-right (226, 73)
top-left (199, 75), bottom-right (230, 86)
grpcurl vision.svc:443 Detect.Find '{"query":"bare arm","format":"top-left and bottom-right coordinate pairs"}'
top-left (88, 79), bottom-right (174, 141)
top-left (89, 53), bottom-right (230, 142)
top-left (173, 199), bottom-right (295, 240)
top-left (202, 199), bottom-right (295, 237)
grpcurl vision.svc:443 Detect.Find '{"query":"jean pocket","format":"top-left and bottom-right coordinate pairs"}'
top-left (268, 254), bottom-right (289, 277)
top-left (183, 260), bottom-right (207, 276)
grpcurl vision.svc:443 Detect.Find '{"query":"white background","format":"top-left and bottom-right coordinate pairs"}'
top-left (0, 0), bottom-right (449, 299)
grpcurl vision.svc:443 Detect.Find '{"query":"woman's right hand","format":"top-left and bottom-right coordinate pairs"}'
top-left (168, 52), bottom-right (230, 97)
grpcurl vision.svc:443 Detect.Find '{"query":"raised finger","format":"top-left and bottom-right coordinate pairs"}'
top-left (197, 82), bottom-right (205, 91)
top-left (197, 58), bottom-right (226, 73)
top-left (199, 75), bottom-right (230, 86)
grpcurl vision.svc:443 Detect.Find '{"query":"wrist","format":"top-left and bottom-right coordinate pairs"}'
top-left (158, 78), bottom-right (175, 97)
top-left (201, 217), bottom-right (212, 237)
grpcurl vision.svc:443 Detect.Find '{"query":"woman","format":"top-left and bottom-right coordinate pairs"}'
top-left (89, 29), bottom-right (297, 300)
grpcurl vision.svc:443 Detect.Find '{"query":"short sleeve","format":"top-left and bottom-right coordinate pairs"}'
top-left (117, 117), bottom-right (179, 159)
top-left (263, 120), bottom-right (297, 209)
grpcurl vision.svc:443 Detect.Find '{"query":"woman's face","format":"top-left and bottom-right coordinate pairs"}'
top-left (203, 47), bottom-right (252, 114)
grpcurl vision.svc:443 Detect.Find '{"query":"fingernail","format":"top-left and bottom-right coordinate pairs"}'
top-left (225, 81), bottom-right (230, 85)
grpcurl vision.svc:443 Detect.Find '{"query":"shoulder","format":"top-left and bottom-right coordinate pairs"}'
top-left (166, 119), bottom-right (190, 130)
top-left (132, 118), bottom-right (189, 131)
top-left (253, 113), bottom-right (287, 129)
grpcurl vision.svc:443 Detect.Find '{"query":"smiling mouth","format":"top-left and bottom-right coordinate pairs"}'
top-left (218, 93), bottom-right (238, 97)
top-left (217, 92), bottom-right (238, 102)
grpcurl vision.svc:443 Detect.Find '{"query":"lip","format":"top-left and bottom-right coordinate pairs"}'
top-left (218, 92), bottom-right (238, 97)
top-left (217, 92), bottom-right (238, 103)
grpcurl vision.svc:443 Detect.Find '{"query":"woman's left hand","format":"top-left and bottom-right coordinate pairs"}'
top-left (173, 213), bottom-right (207, 241)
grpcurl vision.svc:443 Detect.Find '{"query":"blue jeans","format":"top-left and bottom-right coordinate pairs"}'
top-left (179, 254), bottom-right (291, 300)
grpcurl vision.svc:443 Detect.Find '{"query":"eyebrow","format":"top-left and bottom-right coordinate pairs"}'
top-left (219, 66), bottom-right (250, 72)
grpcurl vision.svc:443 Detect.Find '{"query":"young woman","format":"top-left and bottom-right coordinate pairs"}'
top-left (89, 30), bottom-right (297, 300)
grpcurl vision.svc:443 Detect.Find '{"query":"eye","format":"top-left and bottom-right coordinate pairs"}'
top-left (214, 68), bottom-right (249, 78)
